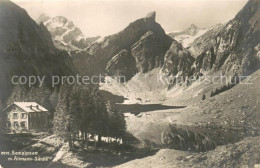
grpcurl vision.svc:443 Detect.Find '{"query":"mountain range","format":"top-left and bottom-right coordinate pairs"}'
top-left (71, 0), bottom-right (260, 90)
top-left (1, 0), bottom-right (259, 107)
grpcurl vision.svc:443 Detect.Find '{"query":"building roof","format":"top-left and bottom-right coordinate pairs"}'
top-left (3, 102), bottom-right (48, 113)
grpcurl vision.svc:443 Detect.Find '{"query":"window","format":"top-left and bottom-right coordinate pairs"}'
top-left (14, 107), bottom-right (18, 111)
top-left (14, 121), bottom-right (19, 127)
top-left (13, 113), bottom-right (18, 119)
top-left (20, 122), bottom-right (26, 128)
top-left (21, 113), bottom-right (27, 119)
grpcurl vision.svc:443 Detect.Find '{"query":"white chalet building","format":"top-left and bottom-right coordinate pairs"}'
top-left (2, 102), bottom-right (49, 132)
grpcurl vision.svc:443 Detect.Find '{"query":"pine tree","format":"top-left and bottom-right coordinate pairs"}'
top-left (53, 85), bottom-right (72, 145)
top-left (215, 88), bottom-right (220, 95)
top-left (202, 94), bottom-right (206, 100)
top-left (88, 87), bottom-right (109, 147)
top-left (210, 91), bottom-right (214, 97)
top-left (107, 101), bottom-right (126, 143)
top-left (68, 87), bottom-right (82, 148)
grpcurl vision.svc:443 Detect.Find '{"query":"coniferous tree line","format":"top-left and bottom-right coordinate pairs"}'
top-left (210, 83), bottom-right (236, 97)
top-left (202, 77), bottom-right (239, 100)
top-left (210, 77), bottom-right (239, 97)
top-left (53, 84), bottom-right (126, 149)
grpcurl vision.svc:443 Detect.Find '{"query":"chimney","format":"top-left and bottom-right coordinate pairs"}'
top-left (30, 105), bottom-right (32, 109)
top-left (36, 105), bottom-right (39, 109)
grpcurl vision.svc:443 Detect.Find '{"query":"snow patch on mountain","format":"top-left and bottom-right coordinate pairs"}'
top-left (168, 24), bottom-right (208, 48)
top-left (181, 29), bottom-right (208, 47)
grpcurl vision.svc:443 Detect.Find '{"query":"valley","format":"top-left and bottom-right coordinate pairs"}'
top-left (0, 0), bottom-right (260, 167)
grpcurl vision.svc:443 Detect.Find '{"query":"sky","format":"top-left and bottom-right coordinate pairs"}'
top-left (12, 0), bottom-right (248, 37)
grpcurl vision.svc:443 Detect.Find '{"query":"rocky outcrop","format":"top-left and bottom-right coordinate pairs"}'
top-left (161, 41), bottom-right (195, 88)
top-left (188, 24), bottom-right (225, 57)
top-left (162, 41), bottom-right (195, 77)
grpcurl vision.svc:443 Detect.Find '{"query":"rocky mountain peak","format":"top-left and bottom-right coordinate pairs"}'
top-left (43, 15), bottom-right (75, 31)
top-left (37, 14), bottom-right (101, 51)
top-left (190, 24), bottom-right (197, 29)
top-left (167, 24), bottom-right (207, 48)
top-left (36, 13), bottom-right (51, 23)
top-left (145, 11), bottom-right (156, 22)
top-left (187, 24), bottom-right (198, 35)
top-left (182, 24), bottom-right (199, 36)
top-left (52, 16), bottom-right (73, 27)
top-left (36, 14), bottom-right (89, 50)
top-left (73, 10), bottom-right (172, 78)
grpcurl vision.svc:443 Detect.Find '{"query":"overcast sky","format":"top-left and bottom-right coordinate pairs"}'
top-left (12, 0), bottom-right (248, 37)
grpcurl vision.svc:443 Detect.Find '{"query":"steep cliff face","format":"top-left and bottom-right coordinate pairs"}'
top-left (72, 12), bottom-right (173, 79)
top-left (161, 41), bottom-right (195, 78)
top-left (188, 24), bottom-right (225, 58)
top-left (189, 0), bottom-right (260, 77)
top-left (0, 0), bottom-right (74, 109)
top-left (131, 31), bottom-right (171, 73)
top-left (106, 50), bottom-right (137, 81)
